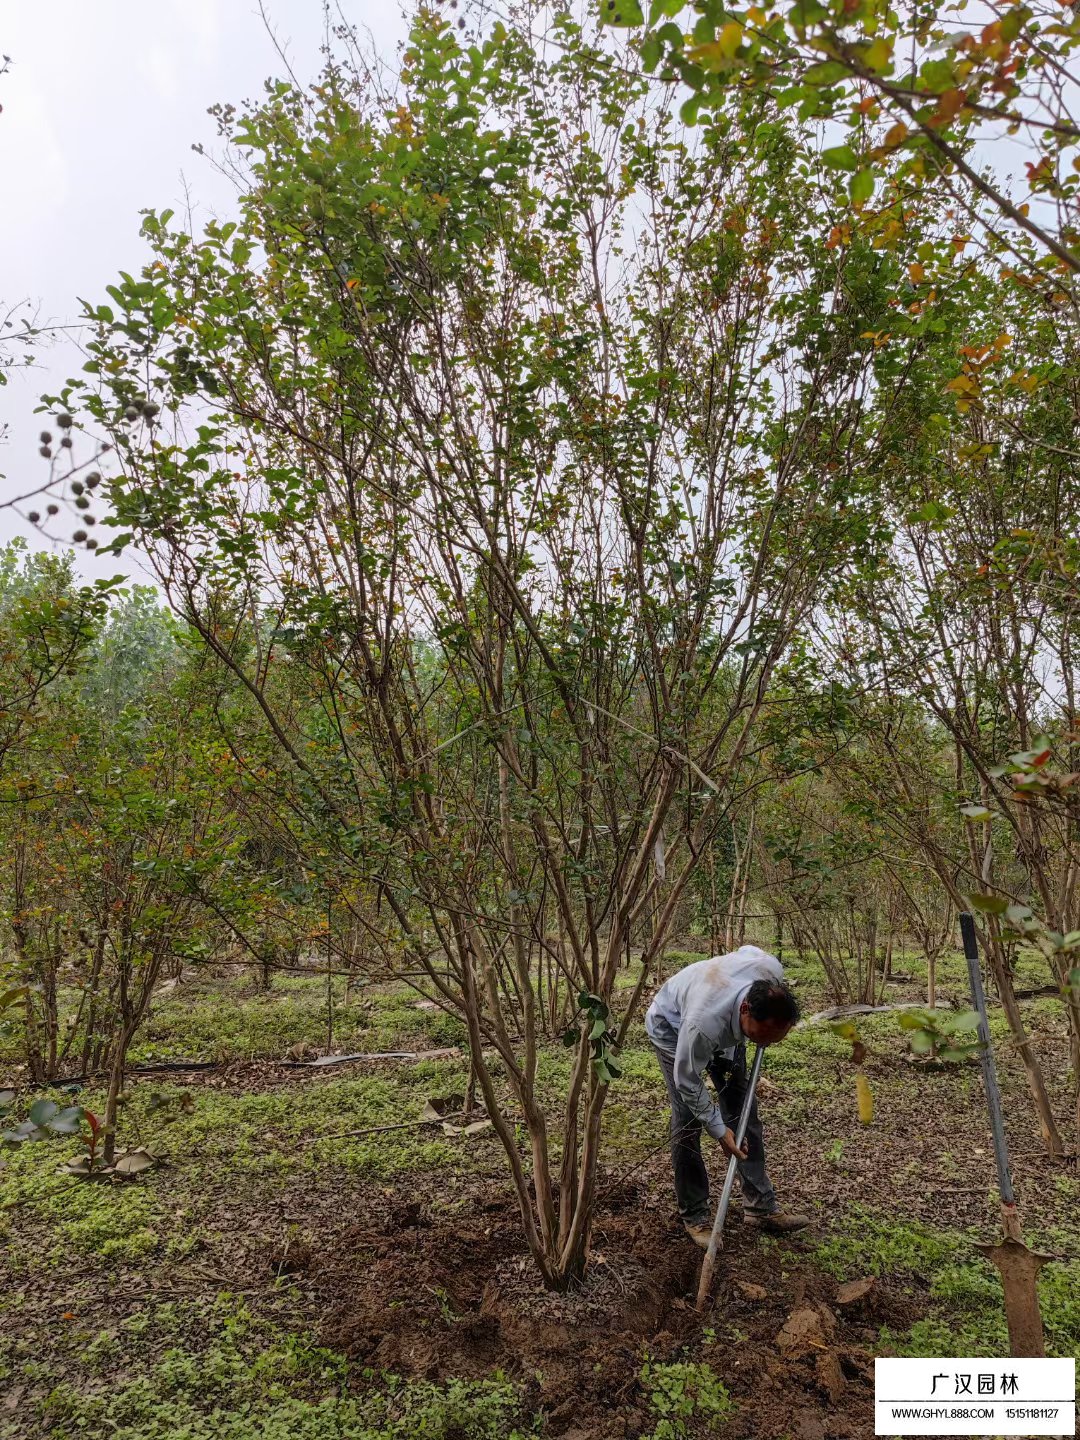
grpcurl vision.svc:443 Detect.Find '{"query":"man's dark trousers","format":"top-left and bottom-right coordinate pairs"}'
top-left (652, 1042), bottom-right (777, 1225)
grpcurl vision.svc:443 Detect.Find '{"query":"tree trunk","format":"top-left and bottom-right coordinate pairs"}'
top-left (80, 935), bottom-right (106, 1075)
top-left (102, 1021), bottom-right (137, 1167)
top-left (986, 934), bottom-right (1065, 1159)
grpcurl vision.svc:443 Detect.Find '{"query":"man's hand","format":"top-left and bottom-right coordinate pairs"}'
top-left (719, 1128), bottom-right (748, 1161)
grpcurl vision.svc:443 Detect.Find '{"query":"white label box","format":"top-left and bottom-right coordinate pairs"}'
top-left (875, 1357), bottom-right (1075, 1435)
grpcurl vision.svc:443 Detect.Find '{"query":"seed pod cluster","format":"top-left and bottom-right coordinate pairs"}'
top-left (123, 397), bottom-right (161, 423)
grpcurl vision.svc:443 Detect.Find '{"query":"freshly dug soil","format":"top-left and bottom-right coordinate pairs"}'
top-left (314, 1180), bottom-right (913, 1438)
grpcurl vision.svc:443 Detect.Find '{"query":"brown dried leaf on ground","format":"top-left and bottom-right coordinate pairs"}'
top-left (113, 1148), bottom-right (158, 1176)
top-left (836, 1277), bottom-right (875, 1309)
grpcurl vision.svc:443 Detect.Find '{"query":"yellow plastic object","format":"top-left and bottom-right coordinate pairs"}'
top-left (856, 1072), bottom-right (874, 1125)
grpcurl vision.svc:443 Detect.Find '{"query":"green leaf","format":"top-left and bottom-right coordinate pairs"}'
top-left (862, 38), bottom-right (892, 73)
top-left (950, 1011), bottom-right (981, 1032)
top-left (897, 1011), bottom-right (927, 1031)
top-left (48, 1107), bottom-right (86, 1135)
top-left (3, 1120), bottom-right (44, 1145)
top-left (581, 992), bottom-right (606, 1018)
top-left (822, 145), bottom-right (859, 172)
top-left (803, 61), bottom-right (850, 85)
top-left (920, 57), bottom-right (956, 93)
top-left (959, 803), bottom-right (993, 821)
top-left (591, 1017), bottom-right (608, 1038)
top-left (907, 500), bottom-right (954, 526)
top-left (28, 1098), bottom-right (59, 1127)
top-left (599, 0), bottom-right (644, 25)
top-left (938, 1047), bottom-right (975, 1064)
top-left (561, 1027), bottom-right (578, 1047)
top-left (680, 95), bottom-right (701, 126)
top-left (968, 892), bottom-right (1008, 916)
top-left (850, 169), bottom-right (874, 203)
top-left (640, 33), bottom-right (662, 69)
top-left (909, 1030), bottom-right (935, 1055)
top-left (649, 0), bottom-right (685, 18)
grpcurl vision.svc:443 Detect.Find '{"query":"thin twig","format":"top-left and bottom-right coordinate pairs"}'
top-left (311, 1110), bottom-right (469, 1143)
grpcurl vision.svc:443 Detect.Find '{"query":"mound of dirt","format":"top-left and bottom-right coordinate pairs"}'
top-left (312, 1183), bottom-right (910, 1438)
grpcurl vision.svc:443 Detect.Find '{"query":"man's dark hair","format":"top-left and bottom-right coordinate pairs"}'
top-left (745, 979), bottom-right (800, 1027)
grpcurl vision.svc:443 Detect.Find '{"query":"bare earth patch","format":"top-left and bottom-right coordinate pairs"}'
top-left (311, 1181), bottom-right (917, 1438)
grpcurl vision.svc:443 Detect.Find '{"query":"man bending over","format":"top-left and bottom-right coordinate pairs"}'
top-left (645, 944), bottom-right (810, 1247)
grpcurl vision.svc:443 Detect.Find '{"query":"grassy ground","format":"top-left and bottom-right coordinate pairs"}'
top-left (1, 941), bottom-right (1077, 1438)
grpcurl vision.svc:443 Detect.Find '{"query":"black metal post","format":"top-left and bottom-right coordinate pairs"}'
top-left (959, 911), bottom-right (1015, 1207)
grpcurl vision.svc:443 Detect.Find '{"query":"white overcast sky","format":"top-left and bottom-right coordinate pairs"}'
top-left (0, 1), bottom-right (408, 580)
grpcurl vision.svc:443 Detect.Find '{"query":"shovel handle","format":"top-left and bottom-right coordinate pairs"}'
top-left (695, 1044), bottom-right (764, 1312)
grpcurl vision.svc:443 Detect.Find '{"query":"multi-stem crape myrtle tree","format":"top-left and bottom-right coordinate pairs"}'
top-left (618, 0), bottom-right (1080, 290)
top-left (67, 5), bottom-right (929, 1287)
top-left (818, 249), bottom-right (1080, 1157)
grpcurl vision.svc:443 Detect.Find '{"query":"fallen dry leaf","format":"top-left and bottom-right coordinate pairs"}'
top-left (835, 1277), bottom-right (874, 1308)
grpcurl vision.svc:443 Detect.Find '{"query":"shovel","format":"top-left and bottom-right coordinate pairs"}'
top-left (695, 1043), bottom-right (764, 1312)
top-left (960, 911), bottom-right (1050, 1357)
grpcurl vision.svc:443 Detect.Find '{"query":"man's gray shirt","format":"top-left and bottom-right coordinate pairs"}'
top-left (644, 945), bottom-right (784, 1141)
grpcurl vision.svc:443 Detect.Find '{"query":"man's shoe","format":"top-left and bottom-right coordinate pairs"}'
top-left (683, 1220), bottom-right (714, 1249)
top-left (744, 1209), bottom-right (811, 1234)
